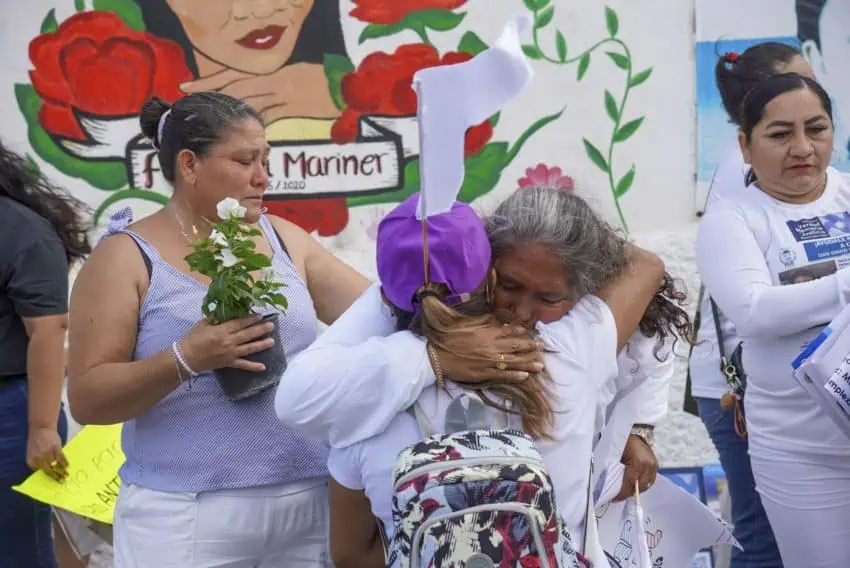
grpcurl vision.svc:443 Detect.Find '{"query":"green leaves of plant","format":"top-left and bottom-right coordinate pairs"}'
top-left (40, 9), bottom-right (58, 33)
top-left (604, 90), bottom-right (619, 122)
top-left (522, 45), bottom-right (543, 60)
top-left (614, 118), bottom-right (645, 142)
top-left (577, 53), bottom-right (591, 81)
top-left (92, 0), bottom-right (145, 31)
top-left (458, 31), bottom-right (488, 56)
top-left (535, 6), bottom-right (554, 29)
top-left (605, 6), bottom-right (619, 37)
top-left (616, 165), bottom-right (636, 198)
top-left (358, 9), bottom-right (466, 44)
top-left (74, 0), bottom-right (85, 12)
top-left (629, 67), bottom-right (653, 88)
top-left (582, 139), bottom-right (609, 174)
top-left (323, 54), bottom-right (355, 111)
top-left (606, 51), bottom-right (629, 70)
top-left (523, 0), bottom-right (550, 11)
top-left (555, 30), bottom-right (568, 62)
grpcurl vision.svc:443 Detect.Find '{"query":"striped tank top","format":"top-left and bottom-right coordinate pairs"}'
top-left (103, 208), bottom-right (329, 492)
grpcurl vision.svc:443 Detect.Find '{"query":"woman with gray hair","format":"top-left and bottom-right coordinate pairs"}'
top-left (276, 187), bottom-right (690, 555)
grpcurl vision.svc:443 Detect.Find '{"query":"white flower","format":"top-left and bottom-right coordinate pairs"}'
top-left (216, 248), bottom-right (239, 268)
top-left (216, 197), bottom-right (247, 220)
top-left (261, 267), bottom-right (278, 282)
top-left (209, 229), bottom-right (228, 247)
top-left (207, 302), bottom-right (217, 312)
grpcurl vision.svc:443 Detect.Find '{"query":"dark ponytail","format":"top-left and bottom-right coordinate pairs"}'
top-left (715, 42), bottom-right (801, 126)
top-left (0, 139), bottom-right (90, 263)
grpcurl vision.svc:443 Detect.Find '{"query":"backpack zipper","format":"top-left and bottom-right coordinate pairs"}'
top-left (394, 455), bottom-right (545, 491)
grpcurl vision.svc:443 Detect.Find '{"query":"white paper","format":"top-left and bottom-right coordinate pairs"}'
top-left (413, 14), bottom-right (534, 219)
top-left (792, 304), bottom-right (850, 441)
top-left (596, 476), bottom-right (740, 568)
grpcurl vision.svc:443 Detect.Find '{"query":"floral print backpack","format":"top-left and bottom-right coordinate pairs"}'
top-left (386, 392), bottom-right (587, 568)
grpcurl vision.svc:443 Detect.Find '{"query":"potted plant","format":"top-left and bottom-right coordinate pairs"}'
top-left (184, 197), bottom-right (289, 401)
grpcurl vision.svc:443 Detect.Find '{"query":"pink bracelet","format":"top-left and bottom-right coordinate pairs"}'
top-left (171, 341), bottom-right (198, 377)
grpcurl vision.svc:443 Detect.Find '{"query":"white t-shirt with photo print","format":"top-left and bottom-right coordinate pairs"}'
top-left (696, 167), bottom-right (850, 459)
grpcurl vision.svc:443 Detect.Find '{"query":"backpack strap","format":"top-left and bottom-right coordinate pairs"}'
top-left (409, 392), bottom-right (506, 437)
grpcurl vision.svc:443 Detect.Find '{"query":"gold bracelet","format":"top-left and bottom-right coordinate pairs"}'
top-left (426, 343), bottom-right (445, 390)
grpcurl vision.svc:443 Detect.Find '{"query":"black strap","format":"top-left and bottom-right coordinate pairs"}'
top-left (270, 225), bottom-right (290, 259)
top-left (708, 294), bottom-right (726, 360)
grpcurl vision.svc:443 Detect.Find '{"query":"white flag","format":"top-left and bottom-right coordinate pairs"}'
top-left (413, 13), bottom-right (534, 219)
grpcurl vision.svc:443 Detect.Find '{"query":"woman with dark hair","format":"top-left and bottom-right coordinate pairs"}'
top-left (689, 42), bottom-right (814, 568)
top-left (697, 73), bottom-right (850, 566)
top-left (276, 187), bottom-right (687, 563)
top-left (0, 140), bottom-right (90, 566)
top-left (67, 90), bottom-right (532, 567)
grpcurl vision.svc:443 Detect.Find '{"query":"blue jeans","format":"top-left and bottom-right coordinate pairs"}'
top-left (0, 378), bottom-right (68, 568)
top-left (695, 397), bottom-right (782, 568)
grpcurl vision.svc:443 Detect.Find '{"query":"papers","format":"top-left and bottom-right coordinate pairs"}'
top-left (13, 424), bottom-right (123, 525)
top-left (792, 304), bottom-right (850, 440)
top-left (596, 475), bottom-right (739, 568)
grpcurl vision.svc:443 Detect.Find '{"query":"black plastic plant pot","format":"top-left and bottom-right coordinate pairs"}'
top-left (215, 312), bottom-right (287, 401)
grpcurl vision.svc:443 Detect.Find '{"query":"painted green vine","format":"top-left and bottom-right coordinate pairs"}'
top-left (521, 0), bottom-right (653, 233)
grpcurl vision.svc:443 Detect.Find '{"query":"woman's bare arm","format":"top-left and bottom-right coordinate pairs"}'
top-left (598, 244), bottom-right (666, 348)
top-left (269, 216), bottom-right (370, 324)
top-left (67, 235), bottom-right (184, 424)
top-left (329, 477), bottom-right (385, 568)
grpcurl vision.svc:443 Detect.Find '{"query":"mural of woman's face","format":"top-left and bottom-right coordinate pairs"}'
top-left (166, 0), bottom-right (314, 75)
top-left (740, 87), bottom-right (834, 203)
top-left (490, 244), bottom-right (576, 329)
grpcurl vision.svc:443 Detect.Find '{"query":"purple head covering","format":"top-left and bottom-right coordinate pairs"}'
top-left (376, 192), bottom-right (491, 313)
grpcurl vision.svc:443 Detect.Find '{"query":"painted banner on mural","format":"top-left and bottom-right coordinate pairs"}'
top-left (13, 425), bottom-right (123, 525)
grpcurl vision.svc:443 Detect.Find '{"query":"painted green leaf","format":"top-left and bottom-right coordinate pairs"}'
top-left (606, 51), bottom-right (629, 70)
top-left (605, 6), bottom-right (619, 37)
top-left (615, 165), bottom-right (636, 198)
top-left (577, 53), bottom-right (591, 81)
top-left (505, 108), bottom-right (564, 167)
top-left (14, 84), bottom-right (127, 190)
top-left (614, 117), bottom-right (645, 142)
top-left (489, 112), bottom-right (500, 127)
top-left (74, 0), bottom-right (85, 11)
top-left (26, 154), bottom-right (41, 174)
top-left (358, 21), bottom-right (407, 44)
top-left (418, 9), bottom-right (467, 31)
top-left (92, 0), bottom-right (145, 31)
top-left (629, 67), bottom-right (653, 88)
top-left (523, 0), bottom-right (550, 11)
top-left (555, 30), bottom-right (568, 62)
top-left (323, 54), bottom-right (355, 111)
top-left (604, 90), bottom-right (619, 122)
top-left (457, 142), bottom-right (508, 203)
top-left (582, 138), bottom-right (609, 173)
top-left (92, 189), bottom-right (169, 225)
top-left (40, 9), bottom-right (58, 33)
top-left (522, 45), bottom-right (543, 60)
top-left (535, 6), bottom-right (555, 29)
top-left (458, 31), bottom-right (488, 56)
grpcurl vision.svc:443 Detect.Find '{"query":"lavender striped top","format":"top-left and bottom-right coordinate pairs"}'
top-left (103, 208), bottom-right (328, 492)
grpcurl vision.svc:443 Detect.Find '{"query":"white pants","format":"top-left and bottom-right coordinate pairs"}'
top-left (750, 450), bottom-right (850, 568)
top-left (113, 478), bottom-right (330, 567)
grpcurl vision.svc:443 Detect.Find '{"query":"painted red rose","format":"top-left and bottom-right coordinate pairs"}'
top-left (264, 198), bottom-right (349, 237)
top-left (331, 43), bottom-right (492, 157)
top-left (350, 0), bottom-right (467, 25)
top-left (28, 11), bottom-right (192, 140)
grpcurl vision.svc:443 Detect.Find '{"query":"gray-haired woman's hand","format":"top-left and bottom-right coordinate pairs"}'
top-left (433, 323), bottom-right (544, 383)
top-left (179, 316), bottom-right (276, 373)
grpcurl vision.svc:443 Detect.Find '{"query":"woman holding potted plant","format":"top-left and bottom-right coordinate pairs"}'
top-left (66, 90), bottom-right (537, 566)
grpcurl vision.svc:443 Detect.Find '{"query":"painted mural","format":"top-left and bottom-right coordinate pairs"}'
top-left (14, 0), bottom-right (653, 235)
top-left (695, 0), bottom-right (850, 213)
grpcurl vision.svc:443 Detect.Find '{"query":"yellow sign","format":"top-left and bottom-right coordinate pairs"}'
top-left (13, 424), bottom-right (124, 525)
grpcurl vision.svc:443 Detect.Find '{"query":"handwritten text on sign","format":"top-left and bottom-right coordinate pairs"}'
top-left (13, 424), bottom-right (124, 525)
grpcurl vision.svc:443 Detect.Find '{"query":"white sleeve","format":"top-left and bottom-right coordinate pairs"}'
top-left (534, 296), bottom-right (619, 532)
top-left (696, 204), bottom-right (850, 338)
top-left (275, 283), bottom-right (436, 448)
top-left (627, 338), bottom-right (673, 426)
top-left (327, 446), bottom-right (364, 490)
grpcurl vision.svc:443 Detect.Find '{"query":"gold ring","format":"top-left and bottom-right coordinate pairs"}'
top-left (496, 353), bottom-right (507, 371)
